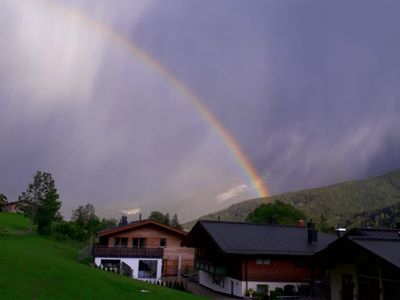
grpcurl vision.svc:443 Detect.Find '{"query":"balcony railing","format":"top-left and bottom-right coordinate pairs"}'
top-left (93, 245), bottom-right (163, 258)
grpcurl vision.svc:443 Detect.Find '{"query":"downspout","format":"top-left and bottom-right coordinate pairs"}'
top-left (245, 259), bottom-right (248, 292)
top-left (379, 264), bottom-right (384, 300)
top-left (92, 235), bottom-right (95, 264)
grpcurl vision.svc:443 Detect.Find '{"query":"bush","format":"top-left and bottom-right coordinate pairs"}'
top-left (51, 221), bottom-right (89, 241)
top-left (270, 288), bottom-right (283, 300)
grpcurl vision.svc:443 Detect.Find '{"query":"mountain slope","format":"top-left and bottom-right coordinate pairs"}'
top-left (185, 169), bottom-right (400, 229)
top-left (345, 201), bottom-right (400, 228)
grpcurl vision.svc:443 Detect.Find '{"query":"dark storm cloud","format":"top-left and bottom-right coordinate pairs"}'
top-left (0, 0), bottom-right (399, 221)
top-left (133, 0), bottom-right (400, 193)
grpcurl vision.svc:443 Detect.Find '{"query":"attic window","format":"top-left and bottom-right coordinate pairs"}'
top-left (160, 238), bottom-right (167, 247)
top-left (256, 258), bottom-right (271, 265)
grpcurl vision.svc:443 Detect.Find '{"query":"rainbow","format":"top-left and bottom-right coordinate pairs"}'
top-left (43, 0), bottom-right (269, 198)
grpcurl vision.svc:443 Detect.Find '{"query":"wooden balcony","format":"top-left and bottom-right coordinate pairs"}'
top-left (93, 245), bottom-right (164, 258)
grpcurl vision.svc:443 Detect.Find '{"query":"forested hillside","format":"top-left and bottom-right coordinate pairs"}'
top-left (185, 170), bottom-right (400, 229)
top-left (345, 201), bottom-right (400, 228)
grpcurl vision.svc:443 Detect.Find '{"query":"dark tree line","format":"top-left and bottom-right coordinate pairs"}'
top-left (148, 211), bottom-right (183, 229)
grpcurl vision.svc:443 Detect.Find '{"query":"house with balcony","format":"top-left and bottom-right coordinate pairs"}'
top-left (2, 201), bottom-right (21, 213)
top-left (183, 220), bottom-right (336, 297)
top-left (93, 218), bottom-right (195, 281)
top-left (313, 227), bottom-right (400, 300)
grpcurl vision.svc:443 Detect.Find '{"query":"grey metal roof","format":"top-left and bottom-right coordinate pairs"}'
top-left (349, 228), bottom-right (400, 240)
top-left (353, 239), bottom-right (400, 268)
top-left (344, 228), bottom-right (400, 268)
top-left (198, 220), bottom-right (336, 256)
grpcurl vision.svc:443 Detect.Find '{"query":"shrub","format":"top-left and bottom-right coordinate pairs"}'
top-left (51, 221), bottom-right (89, 241)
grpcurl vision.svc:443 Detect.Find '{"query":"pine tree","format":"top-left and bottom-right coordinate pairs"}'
top-left (164, 213), bottom-right (170, 226)
top-left (171, 214), bottom-right (182, 230)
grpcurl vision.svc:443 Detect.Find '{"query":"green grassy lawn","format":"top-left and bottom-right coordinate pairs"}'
top-left (0, 213), bottom-right (205, 300)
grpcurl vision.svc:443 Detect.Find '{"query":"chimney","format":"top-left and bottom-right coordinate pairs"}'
top-left (139, 214), bottom-right (142, 221)
top-left (336, 228), bottom-right (347, 237)
top-left (119, 215), bottom-right (128, 226)
top-left (307, 222), bottom-right (317, 244)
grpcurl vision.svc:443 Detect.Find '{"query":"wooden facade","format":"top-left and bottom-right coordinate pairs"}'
top-left (184, 220), bottom-right (335, 297)
top-left (194, 234), bottom-right (312, 284)
top-left (2, 201), bottom-right (19, 213)
top-left (95, 220), bottom-right (195, 277)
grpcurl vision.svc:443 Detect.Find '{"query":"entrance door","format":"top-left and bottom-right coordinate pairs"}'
top-left (162, 259), bottom-right (167, 276)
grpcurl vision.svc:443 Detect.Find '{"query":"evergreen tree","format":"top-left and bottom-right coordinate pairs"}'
top-left (171, 214), bottom-right (182, 229)
top-left (164, 213), bottom-right (170, 226)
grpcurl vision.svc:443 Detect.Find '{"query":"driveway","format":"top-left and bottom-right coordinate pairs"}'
top-left (164, 277), bottom-right (238, 300)
top-left (184, 279), bottom-right (238, 300)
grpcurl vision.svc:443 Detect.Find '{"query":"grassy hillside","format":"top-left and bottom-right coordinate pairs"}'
top-left (185, 169), bottom-right (400, 229)
top-left (0, 213), bottom-right (204, 300)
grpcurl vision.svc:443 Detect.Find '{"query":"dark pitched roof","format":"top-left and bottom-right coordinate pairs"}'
top-left (348, 228), bottom-right (400, 268)
top-left (353, 239), bottom-right (400, 268)
top-left (3, 201), bottom-right (19, 206)
top-left (185, 220), bottom-right (336, 256)
top-left (97, 219), bottom-right (187, 238)
top-left (347, 227), bottom-right (400, 240)
top-left (315, 228), bottom-right (400, 269)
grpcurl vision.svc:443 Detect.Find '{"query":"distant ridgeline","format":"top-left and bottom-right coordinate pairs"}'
top-left (184, 169), bottom-right (400, 230)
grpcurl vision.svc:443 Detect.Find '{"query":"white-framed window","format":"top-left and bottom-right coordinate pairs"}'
top-left (256, 258), bottom-right (271, 265)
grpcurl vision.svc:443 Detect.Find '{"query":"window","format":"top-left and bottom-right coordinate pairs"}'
top-left (132, 238), bottom-right (146, 248)
top-left (138, 260), bottom-right (158, 279)
top-left (256, 258), bottom-right (271, 265)
top-left (101, 259), bottom-right (120, 270)
top-left (257, 284), bottom-right (269, 295)
top-left (114, 237), bottom-right (128, 247)
top-left (160, 238), bottom-right (167, 247)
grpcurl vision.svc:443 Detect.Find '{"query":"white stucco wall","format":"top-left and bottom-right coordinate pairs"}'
top-left (329, 263), bottom-right (358, 300)
top-left (199, 270), bottom-right (243, 297)
top-left (246, 281), bottom-right (305, 294)
top-left (94, 257), bottom-right (162, 281)
top-left (199, 270), bottom-right (307, 297)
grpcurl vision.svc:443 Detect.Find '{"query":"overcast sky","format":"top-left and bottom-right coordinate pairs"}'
top-left (1, 0), bottom-right (399, 222)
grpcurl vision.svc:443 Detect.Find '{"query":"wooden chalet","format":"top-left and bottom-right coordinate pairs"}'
top-left (314, 227), bottom-right (400, 300)
top-left (94, 218), bottom-right (195, 281)
top-left (2, 201), bottom-right (20, 213)
top-left (183, 220), bottom-right (335, 297)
